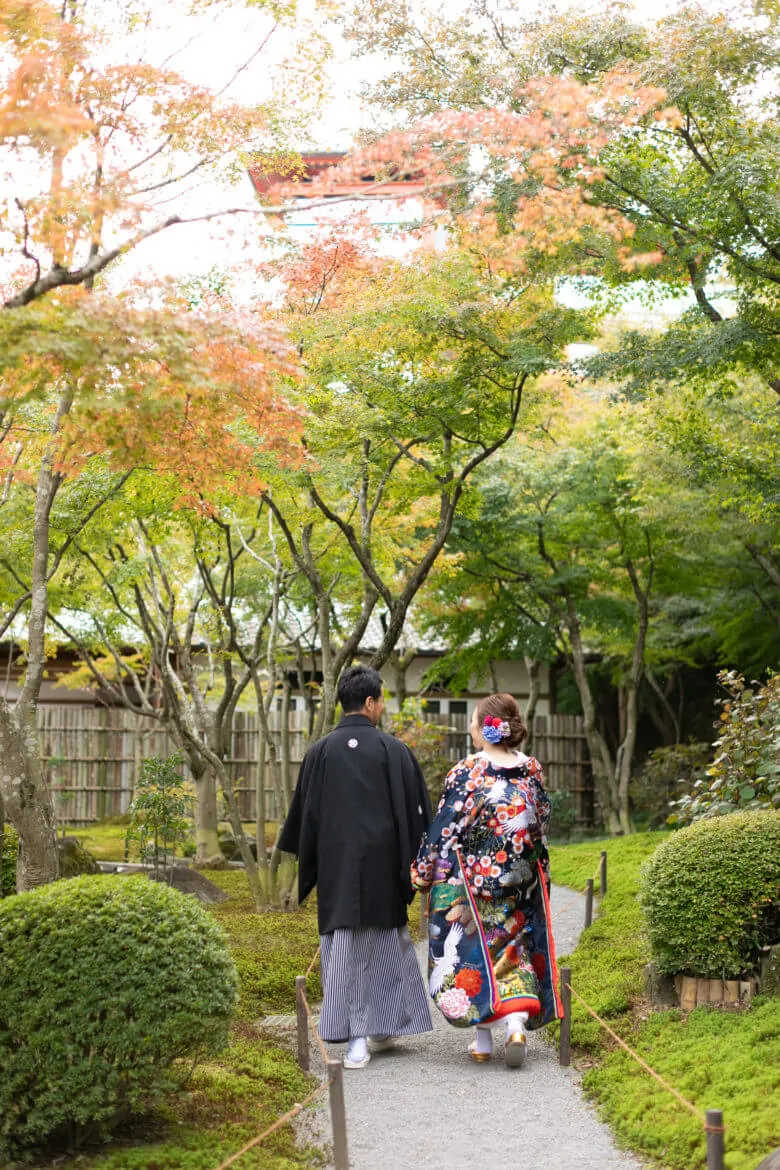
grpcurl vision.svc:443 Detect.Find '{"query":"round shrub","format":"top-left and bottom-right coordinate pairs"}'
top-left (641, 810), bottom-right (780, 979)
top-left (0, 874), bottom-right (238, 1160)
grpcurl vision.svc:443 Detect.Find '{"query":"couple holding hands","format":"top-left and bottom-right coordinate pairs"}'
top-left (279, 665), bottom-right (562, 1071)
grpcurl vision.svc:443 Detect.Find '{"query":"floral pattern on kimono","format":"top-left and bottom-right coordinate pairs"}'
top-left (412, 753), bottom-right (563, 1030)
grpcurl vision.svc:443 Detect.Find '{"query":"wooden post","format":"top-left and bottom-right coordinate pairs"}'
top-left (327, 1059), bottom-right (349, 1170)
top-left (599, 850), bottom-right (607, 896)
top-left (420, 889), bottom-right (429, 935)
top-left (584, 879), bottom-right (594, 929)
top-left (559, 966), bottom-right (572, 1067)
top-left (295, 976), bottom-right (309, 1072)
top-left (706, 1109), bottom-right (725, 1170)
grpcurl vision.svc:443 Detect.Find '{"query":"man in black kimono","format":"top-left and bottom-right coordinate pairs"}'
top-left (279, 664), bottom-right (433, 1068)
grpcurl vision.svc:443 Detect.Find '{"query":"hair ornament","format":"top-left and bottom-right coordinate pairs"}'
top-left (482, 715), bottom-right (510, 744)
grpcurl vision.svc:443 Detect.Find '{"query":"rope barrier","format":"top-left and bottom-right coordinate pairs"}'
top-left (213, 945), bottom-right (333, 1170)
top-left (213, 1081), bottom-right (328, 1170)
top-left (305, 945), bottom-right (321, 979)
top-left (552, 891), bottom-right (584, 921)
top-left (300, 980), bottom-right (331, 1065)
top-left (564, 982), bottom-right (708, 1125)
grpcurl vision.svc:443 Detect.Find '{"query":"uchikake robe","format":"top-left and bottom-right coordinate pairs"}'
top-left (278, 714), bottom-right (432, 935)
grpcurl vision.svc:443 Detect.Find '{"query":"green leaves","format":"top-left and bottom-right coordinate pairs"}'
top-left (125, 754), bottom-right (194, 877)
top-left (641, 809), bottom-right (780, 978)
top-left (0, 874), bottom-right (238, 1160)
top-left (672, 671), bottom-right (780, 824)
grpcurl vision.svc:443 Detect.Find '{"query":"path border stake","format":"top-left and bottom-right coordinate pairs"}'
top-left (559, 966), bottom-right (572, 1067)
top-left (295, 975), bottom-right (309, 1071)
top-left (599, 850), bottom-right (607, 896)
top-left (327, 1059), bottom-right (349, 1170)
top-left (706, 1109), bottom-right (725, 1170)
top-left (584, 879), bottom-right (594, 929)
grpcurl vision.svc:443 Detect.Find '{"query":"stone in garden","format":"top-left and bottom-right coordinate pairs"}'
top-left (218, 830), bottom-right (258, 862)
top-left (198, 854), bottom-right (229, 870)
top-left (57, 837), bottom-right (100, 878)
top-left (754, 1151), bottom-right (780, 1170)
top-left (760, 945), bottom-right (780, 997)
top-left (643, 962), bottom-right (678, 1006)
top-left (148, 866), bottom-right (229, 904)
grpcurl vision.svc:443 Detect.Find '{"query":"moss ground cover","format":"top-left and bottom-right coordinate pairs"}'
top-left (209, 870), bottom-right (322, 1013)
top-left (30, 859), bottom-right (322, 1170)
top-left (65, 821), bottom-right (279, 863)
top-left (549, 834), bottom-right (780, 1170)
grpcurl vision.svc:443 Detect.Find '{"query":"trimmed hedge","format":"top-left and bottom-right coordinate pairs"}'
top-left (0, 874), bottom-right (238, 1160)
top-left (641, 809), bottom-right (780, 978)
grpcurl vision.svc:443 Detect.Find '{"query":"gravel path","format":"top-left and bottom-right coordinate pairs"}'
top-left (293, 884), bottom-right (646, 1169)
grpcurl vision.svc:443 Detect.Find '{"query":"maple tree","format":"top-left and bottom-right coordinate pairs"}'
top-left (0, 295), bottom-right (301, 892)
top-left (48, 474), bottom-right (294, 909)
top-left (0, 0), bottom-right (318, 890)
top-left (0, 0), bottom-right (322, 307)
top-left (417, 376), bottom-right (780, 833)
top-left (344, 0), bottom-right (780, 398)
top-left (416, 394), bottom-right (684, 834)
top-left (255, 231), bottom-right (592, 747)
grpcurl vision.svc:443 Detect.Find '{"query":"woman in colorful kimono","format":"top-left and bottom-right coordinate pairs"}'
top-left (411, 692), bottom-right (563, 1067)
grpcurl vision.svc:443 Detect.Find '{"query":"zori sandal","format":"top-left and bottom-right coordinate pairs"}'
top-left (505, 1031), bottom-right (527, 1068)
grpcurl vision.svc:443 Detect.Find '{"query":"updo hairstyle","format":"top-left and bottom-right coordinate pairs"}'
top-left (475, 693), bottom-right (527, 749)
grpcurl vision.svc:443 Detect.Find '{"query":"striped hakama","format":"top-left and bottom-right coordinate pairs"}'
top-left (318, 926), bottom-right (434, 1042)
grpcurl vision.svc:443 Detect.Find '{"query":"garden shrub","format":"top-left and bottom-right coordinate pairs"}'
top-left (548, 787), bottom-right (577, 839)
top-left (1, 825), bottom-right (18, 896)
top-left (671, 670), bottom-right (780, 825)
top-left (631, 741), bottom-right (709, 829)
top-left (0, 873), bottom-right (238, 1160)
top-left (387, 702), bottom-right (452, 806)
top-left (125, 753), bottom-right (194, 875)
top-left (641, 809), bottom-right (780, 978)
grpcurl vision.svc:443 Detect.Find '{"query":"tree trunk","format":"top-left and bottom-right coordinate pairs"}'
top-left (255, 732), bottom-right (269, 894)
top-left (193, 766), bottom-right (221, 861)
top-left (0, 384), bottom-right (73, 890)
top-left (564, 603), bottom-right (622, 834)
top-left (614, 682), bottom-right (638, 835)
top-left (613, 554), bottom-right (652, 835)
top-left (0, 702), bottom-right (59, 890)
top-left (213, 757), bottom-right (267, 911)
top-left (523, 656), bottom-right (541, 752)
top-left (280, 679), bottom-right (292, 808)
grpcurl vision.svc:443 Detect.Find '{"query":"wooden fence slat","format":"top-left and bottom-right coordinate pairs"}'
top-left (37, 705), bottom-right (593, 826)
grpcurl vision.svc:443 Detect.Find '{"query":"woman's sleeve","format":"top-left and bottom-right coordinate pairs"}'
top-left (410, 761), bottom-right (470, 891)
top-left (530, 759), bottom-right (552, 836)
top-left (527, 758), bottom-right (552, 878)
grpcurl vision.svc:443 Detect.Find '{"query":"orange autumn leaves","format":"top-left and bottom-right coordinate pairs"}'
top-left (0, 0), bottom-right (281, 299)
top-left (0, 294), bottom-right (304, 512)
top-left (296, 71), bottom-right (673, 277)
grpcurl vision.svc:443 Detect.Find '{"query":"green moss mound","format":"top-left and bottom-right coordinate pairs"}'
top-left (641, 810), bottom-right (780, 978)
top-left (0, 874), bottom-right (238, 1161)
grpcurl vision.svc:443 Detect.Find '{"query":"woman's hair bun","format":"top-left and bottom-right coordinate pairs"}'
top-left (475, 693), bottom-right (527, 749)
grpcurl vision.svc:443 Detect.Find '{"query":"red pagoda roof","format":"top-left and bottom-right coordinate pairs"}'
top-left (248, 151), bottom-right (431, 202)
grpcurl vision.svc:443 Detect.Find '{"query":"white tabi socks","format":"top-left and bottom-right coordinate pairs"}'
top-left (504, 1010), bottom-right (529, 1040)
top-left (344, 1036), bottom-right (369, 1069)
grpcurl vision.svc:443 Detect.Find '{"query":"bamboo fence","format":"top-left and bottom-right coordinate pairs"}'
top-left (38, 705), bottom-right (593, 827)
